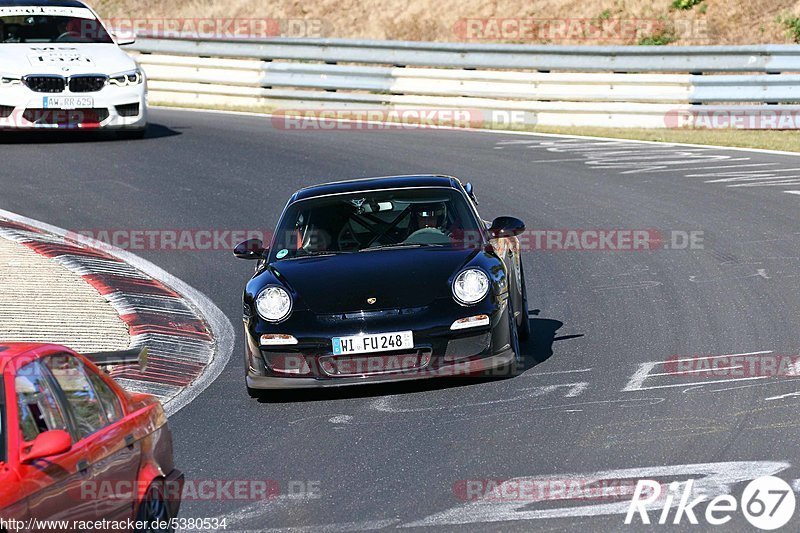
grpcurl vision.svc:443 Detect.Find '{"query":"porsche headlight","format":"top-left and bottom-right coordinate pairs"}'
top-left (255, 286), bottom-right (293, 323)
top-left (108, 69), bottom-right (143, 87)
top-left (452, 268), bottom-right (489, 306)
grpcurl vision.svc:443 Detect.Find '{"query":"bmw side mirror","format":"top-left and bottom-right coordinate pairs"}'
top-left (113, 32), bottom-right (137, 46)
top-left (234, 239), bottom-right (267, 260)
top-left (21, 430), bottom-right (72, 463)
top-left (489, 217), bottom-right (525, 238)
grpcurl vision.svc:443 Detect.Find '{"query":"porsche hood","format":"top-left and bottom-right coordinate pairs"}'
top-left (272, 247), bottom-right (481, 314)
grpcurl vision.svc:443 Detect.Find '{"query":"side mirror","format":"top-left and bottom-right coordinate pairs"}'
top-left (112, 31), bottom-right (137, 46)
top-left (465, 182), bottom-right (479, 205)
top-left (489, 216), bottom-right (525, 239)
top-left (234, 239), bottom-right (267, 260)
top-left (22, 430), bottom-right (72, 463)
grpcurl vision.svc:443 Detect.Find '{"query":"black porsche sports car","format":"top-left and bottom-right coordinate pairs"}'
top-left (235, 175), bottom-right (529, 395)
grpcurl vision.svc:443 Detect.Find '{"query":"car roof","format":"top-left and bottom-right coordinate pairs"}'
top-left (0, 1), bottom-right (88, 7)
top-left (290, 175), bottom-right (462, 203)
top-left (0, 343), bottom-right (73, 373)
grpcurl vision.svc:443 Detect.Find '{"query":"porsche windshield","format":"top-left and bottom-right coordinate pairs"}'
top-left (271, 187), bottom-right (482, 260)
top-left (0, 14), bottom-right (112, 43)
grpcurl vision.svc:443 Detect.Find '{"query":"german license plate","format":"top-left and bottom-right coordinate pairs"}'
top-left (332, 330), bottom-right (414, 355)
top-left (43, 96), bottom-right (93, 110)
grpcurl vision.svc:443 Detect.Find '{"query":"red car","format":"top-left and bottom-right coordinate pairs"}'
top-left (0, 343), bottom-right (183, 532)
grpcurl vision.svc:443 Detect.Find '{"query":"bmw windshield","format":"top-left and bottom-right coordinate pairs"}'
top-left (270, 187), bottom-right (483, 261)
top-left (0, 6), bottom-right (112, 43)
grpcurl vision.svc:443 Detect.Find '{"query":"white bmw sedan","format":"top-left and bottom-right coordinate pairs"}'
top-left (0, 0), bottom-right (146, 137)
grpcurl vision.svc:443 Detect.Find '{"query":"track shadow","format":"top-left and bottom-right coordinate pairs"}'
top-left (253, 314), bottom-right (582, 404)
top-left (519, 317), bottom-right (569, 369)
top-left (0, 123), bottom-right (180, 144)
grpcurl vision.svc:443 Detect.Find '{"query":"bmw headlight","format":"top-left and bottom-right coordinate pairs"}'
top-left (255, 286), bottom-right (293, 322)
top-left (108, 69), bottom-right (143, 87)
top-left (0, 76), bottom-right (20, 87)
top-left (452, 268), bottom-right (489, 305)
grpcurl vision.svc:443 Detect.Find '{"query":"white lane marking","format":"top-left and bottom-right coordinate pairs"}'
top-left (328, 415), bottom-right (353, 424)
top-left (371, 382), bottom-right (589, 413)
top-left (592, 281), bottom-right (662, 292)
top-left (520, 158), bottom-right (590, 163)
top-left (765, 391), bottom-right (800, 401)
top-left (0, 208), bottom-right (235, 418)
top-left (700, 168), bottom-right (800, 182)
top-left (669, 351), bottom-right (771, 363)
top-left (785, 190), bottom-right (800, 195)
top-left (178, 494), bottom-right (399, 533)
top-left (646, 163), bottom-right (778, 173)
top-left (526, 368), bottom-right (593, 376)
top-left (493, 134), bottom-right (800, 192)
top-left (731, 179), bottom-right (800, 187)
top-left (651, 365), bottom-right (744, 377)
top-left (255, 519), bottom-right (401, 532)
top-left (706, 378), bottom-right (800, 394)
top-left (625, 374), bottom-right (768, 392)
top-left (622, 351), bottom-right (773, 392)
top-left (403, 461), bottom-right (790, 527)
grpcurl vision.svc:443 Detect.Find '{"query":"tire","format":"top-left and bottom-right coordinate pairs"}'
top-left (509, 300), bottom-right (523, 374)
top-left (484, 299), bottom-right (524, 379)
top-left (135, 479), bottom-right (174, 533)
top-left (517, 264), bottom-right (531, 342)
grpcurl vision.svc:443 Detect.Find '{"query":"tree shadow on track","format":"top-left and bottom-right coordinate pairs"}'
top-left (0, 123), bottom-right (180, 144)
top-left (253, 315), bottom-right (583, 404)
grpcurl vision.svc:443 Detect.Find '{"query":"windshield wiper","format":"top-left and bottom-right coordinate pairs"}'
top-left (281, 250), bottom-right (352, 260)
top-left (360, 243), bottom-right (443, 252)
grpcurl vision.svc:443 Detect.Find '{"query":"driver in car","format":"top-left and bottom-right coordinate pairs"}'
top-left (411, 202), bottom-right (447, 232)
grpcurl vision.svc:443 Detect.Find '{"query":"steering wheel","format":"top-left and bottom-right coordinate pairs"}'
top-left (55, 31), bottom-right (81, 42)
top-left (403, 227), bottom-right (449, 245)
top-left (337, 221), bottom-right (362, 251)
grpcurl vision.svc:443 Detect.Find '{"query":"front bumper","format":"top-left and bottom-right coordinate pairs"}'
top-left (245, 298), bottom-right (516, 389)
top-left (0, 82), bottom-right (147, 130)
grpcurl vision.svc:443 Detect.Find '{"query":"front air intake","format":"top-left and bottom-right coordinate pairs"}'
top-left (69, 75), bottom-right (107, 93)
top-left (23, 76), bottom-right (66, 93)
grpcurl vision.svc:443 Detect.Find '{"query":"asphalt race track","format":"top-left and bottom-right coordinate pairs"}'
top-left (3, 109), bottom-right (800, 531)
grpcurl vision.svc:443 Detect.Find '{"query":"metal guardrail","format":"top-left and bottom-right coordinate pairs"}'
top-left (125, 36), bottom-right (800, 129)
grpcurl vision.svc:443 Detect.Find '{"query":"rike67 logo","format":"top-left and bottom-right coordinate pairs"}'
top-left (626, 476), bottom-right (796, 530)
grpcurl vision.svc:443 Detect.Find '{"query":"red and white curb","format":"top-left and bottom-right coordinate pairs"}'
top-left (0, 209), bottom-right (234, 417)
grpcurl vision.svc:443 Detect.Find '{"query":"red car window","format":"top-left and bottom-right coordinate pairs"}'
top-left (85, 367), bottom-right (124, 423)
top-left (14, 360), bottom-right (68, 443)
top-left (44, 355), bottom-right (108, 440)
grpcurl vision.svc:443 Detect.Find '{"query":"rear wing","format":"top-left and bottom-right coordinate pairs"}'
top-left (84, 347), bottom-right (149, 372)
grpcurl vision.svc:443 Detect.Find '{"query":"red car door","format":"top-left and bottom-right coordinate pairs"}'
top-left (44, 354), bottom-right (142, 521)
top-left (11, 359), bottom-right (95, 528)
